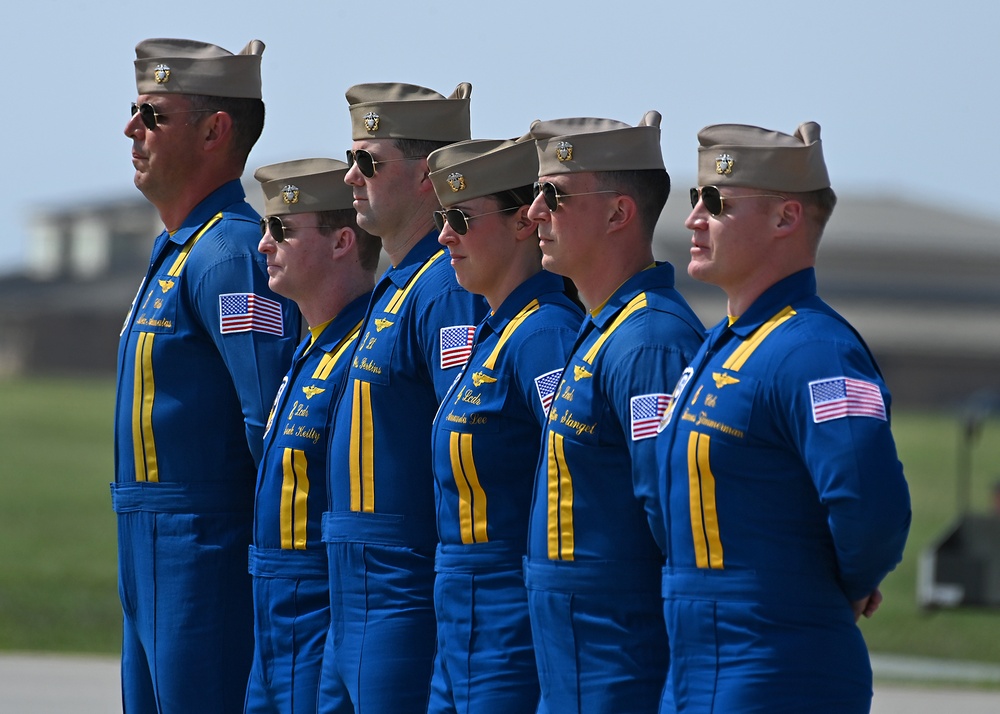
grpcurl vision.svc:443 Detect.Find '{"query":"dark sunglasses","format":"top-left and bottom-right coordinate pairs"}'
top-left (346, 149), bottom-right (422, 178)
top-left (690, 186), bottom-right (786, 216)
top-left (432, 206), bottom-right (518, 235)
top-left (532, 181), bottom-right (621, 212)
top-left (130, 102), bottom-right (215, 131)
top-left (260, 216), bottom-right (332, 243)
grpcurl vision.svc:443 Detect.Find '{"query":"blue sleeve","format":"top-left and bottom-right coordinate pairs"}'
top-left (191, 253), bottom-right (299, 466)
top-left (773, 338), bottom-right (912, 600)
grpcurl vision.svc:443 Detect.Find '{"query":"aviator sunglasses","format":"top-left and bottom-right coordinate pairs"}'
top-left (432, 206), bottom-right (518, 235)
top-left (346, 149), bottom-right (422, 178)
top-left (690, 186), bottom-right (786, 217)
top-left (130, 102), bottom-right (216, 131)
top-left (260, 216), bottom-right (332, 243)
top-left (532, 181), bottom-right (621, 212)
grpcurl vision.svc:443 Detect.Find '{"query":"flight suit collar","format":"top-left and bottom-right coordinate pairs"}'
top-left (589, 261), bottom-right (675, 330)
top-left (727, 267), bottom-right (817, 338)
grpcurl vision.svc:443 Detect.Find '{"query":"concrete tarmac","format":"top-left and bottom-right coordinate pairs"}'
top-left (2, 652), bottom-right (1000, 713)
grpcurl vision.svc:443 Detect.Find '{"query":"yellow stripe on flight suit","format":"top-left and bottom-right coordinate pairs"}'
top-left (449, 433), bottom-right (489, 544)
top-left (130, 214), bottom-right (221, 482)
top-left (348, 252), bottom-right (443, 512)
top-left (546, 293), bottom-right (648, 560)
top-left (687, 305), bottom-right (797, 569)
top-left (280, 448), bottom-right (310, 549)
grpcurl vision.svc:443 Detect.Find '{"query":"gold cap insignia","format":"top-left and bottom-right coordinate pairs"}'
top-left (153, 64), bottom-right (171, 84)
top-left (281, 184), bottom-right (300, 205)
top-left (556, 141), bottom-right (573, 162)
top-left (363, 112), bottom-right (380, 133)
top-left (446, 172), bottom-right (466, 192)
top-left (715, 153), bottom-right (734, 175)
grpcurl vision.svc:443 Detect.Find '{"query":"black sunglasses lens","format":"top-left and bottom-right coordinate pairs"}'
top-left (446, 209), bottom-right (469, 235)
top-left (433, 211), bottom-right (445, 232)
top-left (702, 187), bottom-right (723, 216)
top-left (266, 216), bottom-right (285, 242)
top-left (534, 182), bottom-right (559, 211)
top-left (689, 188), bottom-right (700, 210)
top-left (132, 103), bottom-right (157, 130)
top-left (348, 150), bottom-right (376, 178)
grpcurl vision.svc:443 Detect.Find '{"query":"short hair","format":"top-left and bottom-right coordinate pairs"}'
top-left (187, 94), bottom-right (265, 168)
top-left (595, 168), bottom-right (671, 236)
top-left (317, 208), bottom-right (381, 273)
top-left (392, 137), bottom-right (452, 160)
top-left (798, 186), bottom-right (838, 232)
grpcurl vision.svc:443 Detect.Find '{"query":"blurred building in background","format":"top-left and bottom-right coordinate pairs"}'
top-left (1, 187), bottom-right (998, 410)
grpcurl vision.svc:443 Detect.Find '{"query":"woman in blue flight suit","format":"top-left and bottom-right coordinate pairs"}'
top-left (425, 138), bottom-right (584, 713)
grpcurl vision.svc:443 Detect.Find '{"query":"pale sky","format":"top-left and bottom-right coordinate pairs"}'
top-left (3, 0), bottom-right (997, 274)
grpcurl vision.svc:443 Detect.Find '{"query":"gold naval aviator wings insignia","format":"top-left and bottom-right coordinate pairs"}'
top-left (471, 372), bottom-right (497, 387)
top-left (302, 385), bottom-right (326, 399)
top-left (374, 318), bottom-right (394, 332)
top-left (712, 371), bottom-right (740, 388)
top-left (573, 365), bottom-right (592, 381)
top-left (157, 279), bottom-right (175, 293)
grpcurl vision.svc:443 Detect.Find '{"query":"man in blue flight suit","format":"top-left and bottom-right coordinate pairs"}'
top-left (246, 159), bottom-right (380, 713)
top-left (655, 122), bottom-right (911, 712)
top-left (318, 83), bottom-right (489, 713)
top-left (523, 113), bottom-right (705, 712)
top-left (114, 38), bottom-right (300, 713)
top-left (425, 137), bottom-right (584, 712)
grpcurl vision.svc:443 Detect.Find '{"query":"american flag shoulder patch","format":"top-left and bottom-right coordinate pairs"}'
top-left (809, 376), bottom-right (886, 423)
top-left (534, 368), bottom-right (564, 412)
top-left (219, 292), bottom-right (284, 336)
top-left (440, 325), bottom-right (475, 369)
top-left (630, 393), bottom-right (672, 441)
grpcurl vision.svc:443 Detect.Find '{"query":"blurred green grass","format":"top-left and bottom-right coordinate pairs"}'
top-left (1, 376), bottom-right (999, 660)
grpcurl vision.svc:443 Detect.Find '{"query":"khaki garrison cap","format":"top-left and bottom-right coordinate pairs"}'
top-left (428, 137), bottom-right (538, 208)
top-left (135, 38), bottom-right (264, 99)
top-left (697, 122), bottom-right (830, 192)
top-left (254, 159), bottom-right (354, 216)
top-left (530, 111), bottom-right (665, 176)
top-left (346, 82), bottom-right (472, 142)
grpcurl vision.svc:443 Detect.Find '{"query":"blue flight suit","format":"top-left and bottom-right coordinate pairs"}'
top-left (524, 262), bottom-right (704, 713)
top-left (427, 271), bottom-right (583, 714)
top-left (656, 268), bottom-right (911, 713)
top-left (112, 180), bottom-right (300, 714)
top-left (245, 294), bottom-right (369, 714)
top-left (318, 232), bottom-right (489, 713)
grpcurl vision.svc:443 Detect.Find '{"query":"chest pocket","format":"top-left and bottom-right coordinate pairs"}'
top-left (679, 369), bottom-right (759, 445)
top-left (132, 274), bottom-right (181, 334)
top-left (438, 368), bottom-right (507, 435)
top-left (350, 250), bottom-right (445, 388)
top-left (349, 311), bottom-right (398, 387)
top-left (545, 358), bottom-right (604, 444)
